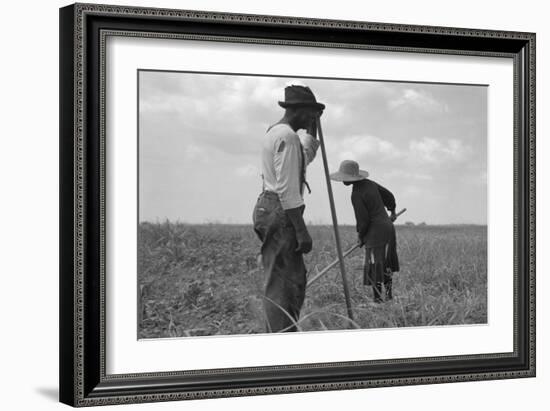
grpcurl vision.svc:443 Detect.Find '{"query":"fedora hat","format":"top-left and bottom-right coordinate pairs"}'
top-left (330, 160), bottom-right (369, 182)
top-left (278, 85), bottom-right (325, 110)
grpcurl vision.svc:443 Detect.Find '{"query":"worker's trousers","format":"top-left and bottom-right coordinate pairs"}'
top-left (253, 191), bottom-right (307, 333)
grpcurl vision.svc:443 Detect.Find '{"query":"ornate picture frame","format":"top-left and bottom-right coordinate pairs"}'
top-left (59, 3), bottom-right (535, 407)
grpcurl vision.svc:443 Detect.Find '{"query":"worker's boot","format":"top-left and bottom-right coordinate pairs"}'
top-left (384, 279), bottom-right (393, 301)
top-left (372, 283), bottom-right (383, 303)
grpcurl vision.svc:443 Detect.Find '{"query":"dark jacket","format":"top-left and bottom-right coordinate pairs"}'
top-left (351, 179), bottom-right (396, 248)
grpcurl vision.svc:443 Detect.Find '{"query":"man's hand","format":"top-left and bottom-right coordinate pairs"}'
top-left (295, 229), bottom-right (313, 254)
top-left (307, 110), bottom-right (323, 138)
top-left (285, 206), bottom-right (313, 254)
top-left (306, 116), bottom-right (317, 138)
top-left (390, 211), bottom-right (397, 222)
top-left (357, 233), bottom-right (365, 248)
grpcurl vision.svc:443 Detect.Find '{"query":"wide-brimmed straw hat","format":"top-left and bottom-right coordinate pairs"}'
top-left (278, 85), bottom-right (325, 110)
top-left (330, 160), bottom-right (369, 182)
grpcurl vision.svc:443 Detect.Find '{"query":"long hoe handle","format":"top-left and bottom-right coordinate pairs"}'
top-left (307, 244), bottom-right (360, 287)
top-left (316, 117), bottom-right (355, 323)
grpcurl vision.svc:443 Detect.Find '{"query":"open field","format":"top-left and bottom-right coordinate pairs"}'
top-left (138, 222), bottom-right (487, 338)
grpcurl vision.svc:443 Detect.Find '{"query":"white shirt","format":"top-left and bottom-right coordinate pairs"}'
top-left (260, 123), bottom-right (320, 210)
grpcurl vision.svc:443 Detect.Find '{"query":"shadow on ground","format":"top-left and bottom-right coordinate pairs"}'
top-left (36, 387), bottom-right (58, 402)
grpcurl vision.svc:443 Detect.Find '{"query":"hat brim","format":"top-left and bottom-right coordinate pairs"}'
top-left (329, 170), bottom-right (369, 182)
top-left (278, 101), bottom-right (326, 110)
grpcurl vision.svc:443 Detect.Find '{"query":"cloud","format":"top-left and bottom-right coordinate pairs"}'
top-left (387, 169), bottom-right (433, 181)
top-left (328, 135), bottom-right (401, 163)
top-left (388, 88), bottom-right (449, 113)
top-left (184, 144), bottom-right (206, 159)
top-left (234, 164), bottom-right (260, 177)
top-left (138, 71), bottom-right (487, 224)
top-left (409, 137), bottom-right (470, 164)
top-left (139, 73), bottom-right (286, 158)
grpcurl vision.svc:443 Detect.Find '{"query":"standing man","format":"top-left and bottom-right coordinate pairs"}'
top-left (253, 85), bottom-right (325, 332)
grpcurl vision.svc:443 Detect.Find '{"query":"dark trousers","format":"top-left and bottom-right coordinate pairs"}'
top-left (253, 191), bottom-right (306, 332)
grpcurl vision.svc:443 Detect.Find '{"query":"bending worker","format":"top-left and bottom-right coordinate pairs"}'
top-left (330, 160), bottom-right (400, 303)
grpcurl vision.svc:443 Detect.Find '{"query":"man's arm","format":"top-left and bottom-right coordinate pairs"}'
top-left (274, 134), bottom-right (303, 210)
top-left (273, 133), bottom-right (313, 254)
top-left (376, 183), bottom-right (397, 221)
top-left (284, 206), bottom-right (312, 254)
top-left (300, 118), bottom-right (321, 166)
top-left (300, 134), bottom-right (320, 166)
top-left (351, 191), bottom-right (370, 246)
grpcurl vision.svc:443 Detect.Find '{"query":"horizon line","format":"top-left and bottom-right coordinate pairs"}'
top-left (139, 221), bottom-right (488, 227)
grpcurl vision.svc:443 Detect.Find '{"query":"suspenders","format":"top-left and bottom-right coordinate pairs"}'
top-left (299, 141), bottom-right (311, 195)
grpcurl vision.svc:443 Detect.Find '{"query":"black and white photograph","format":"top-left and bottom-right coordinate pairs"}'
top-left (54, 1), bottom-right (536, 408)
top-left (137, 71), bottom-right (488, 338)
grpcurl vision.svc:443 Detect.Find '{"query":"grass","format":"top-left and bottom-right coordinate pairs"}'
top-left (137, 222), bottom-right (487, 338)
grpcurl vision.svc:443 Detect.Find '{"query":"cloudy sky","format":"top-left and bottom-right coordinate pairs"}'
top-left (139, 70), bottom-right (487, 225)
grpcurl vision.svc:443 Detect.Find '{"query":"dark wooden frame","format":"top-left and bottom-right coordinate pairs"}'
top-left (59, 2), bottom-right (536, 407)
